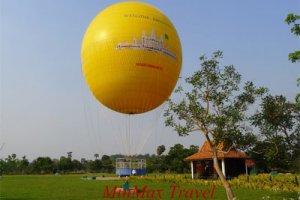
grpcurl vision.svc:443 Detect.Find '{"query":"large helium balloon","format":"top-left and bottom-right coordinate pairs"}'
top-left (81, 2), bottom-right (182, 114)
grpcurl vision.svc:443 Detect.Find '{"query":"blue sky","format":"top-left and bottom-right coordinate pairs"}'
top-left (0, 0), bottom-right (299, 160)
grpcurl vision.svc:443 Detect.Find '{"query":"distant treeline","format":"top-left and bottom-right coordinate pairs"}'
top-left (0, 144), bottom-right (198, 175)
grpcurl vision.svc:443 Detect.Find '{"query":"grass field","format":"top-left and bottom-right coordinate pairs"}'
top-left (0, 174), bottom-right (298, 200)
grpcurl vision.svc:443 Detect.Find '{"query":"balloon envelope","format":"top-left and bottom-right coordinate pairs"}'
top-left (82, 2), bottom-right (182, 114)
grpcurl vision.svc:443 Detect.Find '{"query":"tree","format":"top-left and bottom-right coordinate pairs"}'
top-left (164, 51), bottom-right (266, 200)
top-left (285, 13), bottom-right (300, 63)
top-left (285, 13), bottom-right (300, 107)
top-left (29, 157), bottom-right (53, 174)
top-left (81, 158), bottom-right (87, 164)
top-left (251, 95), bottom-right (300, 172)
top-left (164, 144), bottom-right (198, 173)
top-left (5, 154), bottom-right (18, 174)
top-left (156, 145), bottom-right (166, 156)
top-left (67, 152), bottom-right (72, 159)
top-left (18, 156), bottom-right (29, 174)
top-left (101, 155), bottom-right (113, 173)
top-left (90, 159), bottom-right (103, 172)
top-left (58, 156), bottom-right (73, 172)
top-left (0, 159), bottom-right (5, 175)
top-left (72, 159), bottom-right (84, 172)
top-left (11, 154), bottom-right (16, 160)
top-left (146, 154), bottom-right (164, 173)
top-left (94, 153), bottom-right (99, 160)
top-left (296, 78), bottom-right (300, 108)
top-left (189, 145), bottom-right (199, 153)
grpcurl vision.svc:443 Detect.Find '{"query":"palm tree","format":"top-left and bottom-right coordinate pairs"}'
top-left (12, 153), bottom-right (17, 160)
top-left (67, 152), bottom-right (72, 159)
top-left (94, 153), bottom-right (99, 160)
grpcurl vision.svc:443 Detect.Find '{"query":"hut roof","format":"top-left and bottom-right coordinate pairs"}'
top-left (185, 141), bottom-right (250, 161)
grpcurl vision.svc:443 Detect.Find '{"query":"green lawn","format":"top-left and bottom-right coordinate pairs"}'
top-left (0, 174), bottom-right (298, 200)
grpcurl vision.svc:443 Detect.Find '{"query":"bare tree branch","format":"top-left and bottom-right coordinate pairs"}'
top-left (0, 143), bottom-right (5, 152)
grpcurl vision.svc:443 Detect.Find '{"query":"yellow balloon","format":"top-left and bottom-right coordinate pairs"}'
top-left (81, 2), bottom-right (182, 114)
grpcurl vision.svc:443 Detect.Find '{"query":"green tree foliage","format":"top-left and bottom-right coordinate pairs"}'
top-left (29, 157), bottom-right (54, 174)
top-left (89, 159), bottom-right (103, 172)
top-left (101, 155), bottom-right (114, 173)
top-left (147, 144), bottom-right (198, 173)
top-left (285, 13), bottom-right (300, 107)
top-left (18, 156), bottom-right (29, 174)
top-left (0, 154), bottom-right (29, 174)
top-left (164, 144), bottom-right (198, 173)
top-left (0, 159), bottom-right (5, 175)
top-left (285, 13), bottom-right (300, 63)
top-left (72, 159), bottom-right (84, 172)
top-left (4, 154), bottom-right (18, 174)
top-left (58, 156), bottom-right (73, 172)
top-left (251, 95), bottom-right (300, 172)
top-left (146, 154), bottom-right (164, 173)
top-left (0, 144), bottom-right (198, 175)
top-left (297, 78), bottom-right (300, 107)
top-left (164, 51), bottom-right (267, 200)
top-left (156, 145), bottom-right (166, 156)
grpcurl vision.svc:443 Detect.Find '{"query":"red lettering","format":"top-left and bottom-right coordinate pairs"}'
top-left (185, 189), bottom-right (194, 199)
top-left (195, 189), bottom-right (202, 198)
top-left (147, 190), bottom-right (156, 199)
top-left (122, 189), bottom-right (131, 198)
top-left (136, 63), bottom-right (163, 70)
top-left (131, 186), bottom-right (139, 198)
top-left (115, 187), bottom-right (122, 198)
top-left (156, 189), bottom-right (164, 198)
top-left (211, 185), bottom-right (216, 198)
top-left (202, 189), bottom-right (210, 199)
top-left (169, 185), bottom-right (180, 199)
top-left (178, 189), bottom-right (186, 198)
top-left (102, 186), bottom-right (118, 198)
top-left (139, 186), bottom-right (148, 198)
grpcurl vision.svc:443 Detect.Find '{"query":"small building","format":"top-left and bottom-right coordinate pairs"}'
top-left (185, 141), bottom-right (252, 179)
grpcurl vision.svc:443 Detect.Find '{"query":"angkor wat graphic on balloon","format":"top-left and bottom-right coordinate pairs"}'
top-left (116, 29), bottom-right (177, 61)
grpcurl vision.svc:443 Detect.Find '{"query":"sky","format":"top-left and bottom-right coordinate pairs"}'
top-left (0, 0), bottom-right (299, 161)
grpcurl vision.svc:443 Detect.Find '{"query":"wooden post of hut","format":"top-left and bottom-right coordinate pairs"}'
top-left (191, 161), bottom-right (194, 179)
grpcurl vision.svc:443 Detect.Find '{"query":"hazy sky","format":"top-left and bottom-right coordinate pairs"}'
top-left (1, 0), bottom-right (299, 160)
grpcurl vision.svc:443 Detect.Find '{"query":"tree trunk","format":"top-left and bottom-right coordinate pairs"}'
top-left (204, 136), bottom-right (235, 200)
top-left (212, 151), bottom-right (235, 200)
